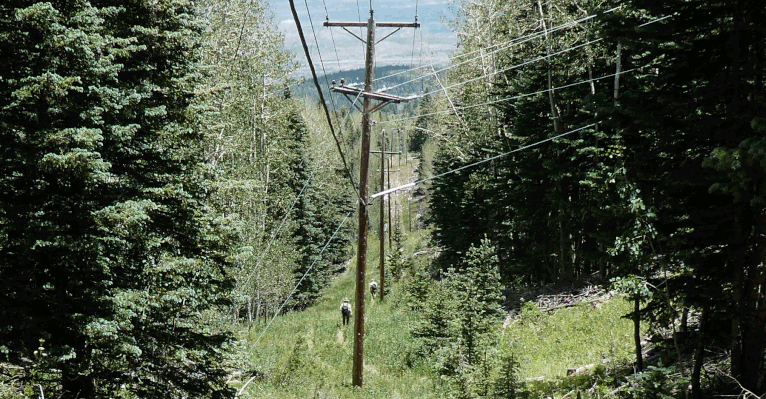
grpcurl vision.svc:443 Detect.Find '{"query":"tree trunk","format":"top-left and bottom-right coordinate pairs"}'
top-left (692, 307), bottom-right (707, 399)
top-left (613, 43), bottom-right (622, 106)
top-left (634, 296), bottom-right (643, 372)
top-left (730, 211), bottom-right (766, 394)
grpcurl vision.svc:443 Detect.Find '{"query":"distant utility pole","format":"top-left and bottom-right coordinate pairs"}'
top-left (372, 142), bottom-right (402, 302)
top-left (325, 10), bottom-right (418, 388)
top-left (372, 134), bottom-right (402, 302)
top-left (379, 128), bottom-right (386, 302)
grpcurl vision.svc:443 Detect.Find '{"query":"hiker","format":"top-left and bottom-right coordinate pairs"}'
top-left (369, 279), bottom-right (378, 299)
top-left (340, 298), bottom-right (352, 325)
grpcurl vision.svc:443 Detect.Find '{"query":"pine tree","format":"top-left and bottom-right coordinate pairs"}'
top-left (288, 106), bottom-right (330, 309)
top-left (447, 238), bottom-right (505, 366)
top-left (0, 2), bottom-right (235, 397)
top-left (411, 239), bottom-right (506, 396)
top-left (600, 0), bottom-right (766, 393)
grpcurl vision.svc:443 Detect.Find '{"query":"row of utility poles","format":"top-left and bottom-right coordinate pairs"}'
top-left (324, 10), bottom-right (419, 388)
top-left (372, 129), bottom-right (404, 303)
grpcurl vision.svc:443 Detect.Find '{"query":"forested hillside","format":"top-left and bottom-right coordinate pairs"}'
top-left (1, 0), bottom-right (765, 398)
top-left (419, 0), bottom-right (766, 396)
top-left (0, 0), bottom-right (353, 397)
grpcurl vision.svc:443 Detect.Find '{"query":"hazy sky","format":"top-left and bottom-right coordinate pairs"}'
top-left (268, 0), bottom-right (458, 77)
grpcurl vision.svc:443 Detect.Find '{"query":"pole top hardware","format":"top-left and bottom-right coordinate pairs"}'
top-left (330, 84), bottom-right (419, 103)
top-left (323, 21), bottom-right (420, 28)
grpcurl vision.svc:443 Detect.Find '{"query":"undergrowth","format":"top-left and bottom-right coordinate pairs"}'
top-left (234, 229), bottom-right (642, 398)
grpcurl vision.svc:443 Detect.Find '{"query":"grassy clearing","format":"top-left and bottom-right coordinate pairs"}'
top-left (505, 299), bottom-right (637, 380)
top-left (235, 228), bottom-right (639, 398)
top-left (237, 230), bottom-right (446, 398)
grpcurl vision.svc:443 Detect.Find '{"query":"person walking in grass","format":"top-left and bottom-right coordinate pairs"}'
top-left (340, 298), bottom-right (352, 325)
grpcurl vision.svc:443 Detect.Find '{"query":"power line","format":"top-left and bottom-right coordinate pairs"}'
top-left (234, 88), bottom-right (364, 298)
top-left (408, 0), bottom-right (419, 79)
top-left (380, 68), bottom-right (639, 125)
top-left (374, 6), bottom-right (618, 88)
top-left (371, 123), bottom-right (597, 199)
top-left (421, 38), bottom-right (600, 97)
top-left (379, 13), bottom-right (672, 126)
top-left (471, 11), bottom-right (671, 91)
top-left (252, 209), bottom-right (354, 348)
top-left (322, 0), bottom-right (345, 78)
top-left (382, 12), bottom-right (672, 115)
top-left (290, 0), bottom-right (363, 205)
top-left (230, 94), bottom-right (365, 325)
top-left (356, 0), bottom-right (364, 55)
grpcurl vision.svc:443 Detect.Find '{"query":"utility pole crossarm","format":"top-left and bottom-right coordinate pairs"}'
top-left (323, 21), bottom-right (420, 28)
top-left (331, 85), bottom-right (418, 103)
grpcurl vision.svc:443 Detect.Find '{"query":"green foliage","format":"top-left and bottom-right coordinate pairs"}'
top-left (411, 238), bottom-right (508, 396)
top-left (423, 0), bottom-right (766, 392)
top-left (520, 301), bottom-right (545, 324)
top-left (599, 0), bottom-right (766, 390)
top-left (494, 351), bottom-right (524, 399)
top-left (272, 335), bottom-right (308, 387)
top-left (624, 366), bottom-right (690, 399)
top-left (427, 0), bottom-right (621, 284)
top-left (610, 276), bottom-right (653, 303)
top-left (237, 229), bottom-right (450, 398)
top-left (0, 1), bottom-right (235, 397)
top-left (287, 106), bottom-right (353, 309)
top-left (406, 261), bottom-right (433, 313)
top-left (197, 0), bottom-right (352, 323)
top-left (386, 225), bottom-right (410, 284)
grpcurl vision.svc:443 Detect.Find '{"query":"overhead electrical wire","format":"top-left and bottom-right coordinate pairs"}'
top-left (252, 210), bottom-right (354, 347)
top-left (304, 0), bottom-right (340, 109)
top-left (402, 37), bottom-right (601, 98)
top-left (371, 123), bottom-right (597, 199)
top-left (235, 3), bottom-right (676, 340)
top-left (239, 5), bottom-right (643, 274)
top-left (408, 0), bottom-right (420, 82)
top-left (289, 0), bottom-right (363, 205)
top-left (322, 0), bottom-right (345, 78)
top-left (374, 6), bottom-right (619, 87)
top-left (356, 0), bottom-right (364, 55)
top-left (235, 89), bottom-right (364, 298)
top-left (380, 12), bottom-right (671, 113)
top-left (252, 209), bottom-right (354, 348)
top-left (380, 67), bottom-right (640, 125)
top-left (234, 1), bottom-right (368, 312)
top-left (374, 13), bottom-right (674, 196)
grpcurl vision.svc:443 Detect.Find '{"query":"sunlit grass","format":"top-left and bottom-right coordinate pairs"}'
top-left (237, 231), bottom-right (445, 398)
top-left (236, 227), bottom-right (638, 398)
top-left (504, 298), bottom-right (637, 380)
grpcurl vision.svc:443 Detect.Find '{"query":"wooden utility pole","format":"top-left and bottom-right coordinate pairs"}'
top-left (325, 10), bottom-right (418, 388)
top-left (387, 154), bottom-right (393, 248)
top-left (379, 128), bottom-right (386, 302)
top-left (371, 145), bottom-right (401, 301)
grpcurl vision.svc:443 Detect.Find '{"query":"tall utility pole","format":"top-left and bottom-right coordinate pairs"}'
top-left (325, 10), bottom-right (418, 388)
top-left (379, 128), bottom-right (386, 302)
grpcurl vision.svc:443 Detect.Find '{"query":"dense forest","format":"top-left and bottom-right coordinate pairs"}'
top-left (1, 0), bottom-right (764, 398)
top-left (422, 0), bottom-right (766, 396)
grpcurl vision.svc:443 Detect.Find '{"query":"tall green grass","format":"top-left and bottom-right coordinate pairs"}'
top-left (504, 299), bottom-right (637, 380)
top-left (236, 228), bottom-right (638, 398)
top-left (238, 231), bottom-right (447, 398)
